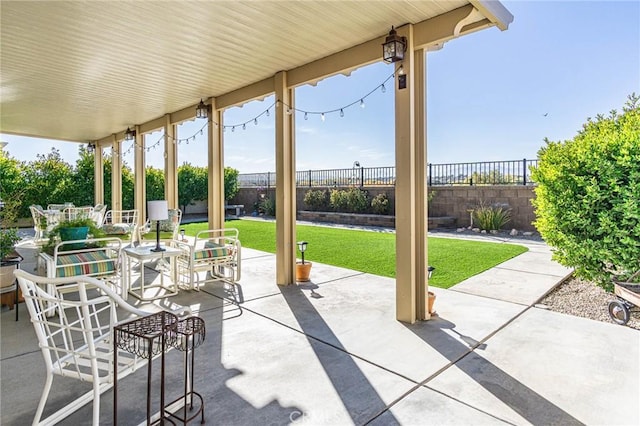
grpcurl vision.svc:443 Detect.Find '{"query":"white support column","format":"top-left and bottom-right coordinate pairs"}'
top-left (94, 143), bottom-right (104, 205)
top-left (164, 114), bottom-right (178, 209)
top-left (274, 71), bottom-right (296, 286)
top-left (134, 125), bottom-right (146, 221)
top-left (208, 99), bottom-right (225, 230)
top-left (111, 134), bottom-right (122, 212)
top-left (414, 48), bottom-right (429, 320)
top-left (395, 24), bottom-right (429, 323)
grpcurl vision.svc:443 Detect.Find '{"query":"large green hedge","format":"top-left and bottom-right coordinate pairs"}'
top-left (531, 94), bottom-right (640, 289)
top-left (0, 146), bottom-right (238, 219)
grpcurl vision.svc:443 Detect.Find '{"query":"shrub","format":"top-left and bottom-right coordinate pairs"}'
top-left (531, 94), bottom-right (640, 289)
top-left (345, 188), bottom-right (369, 213)
top-left (371, 193), bottom-right (390, 215)
top-left (303, 189), bottom-right (329, 211)
top-left (329, 189), bottom-right (349, 212)
top-left (472, 202), bottom-right (511, 231)
top-left (259, 197), bottom-right (276, 216)
top-left (428, 189), bottom-right (436, 205)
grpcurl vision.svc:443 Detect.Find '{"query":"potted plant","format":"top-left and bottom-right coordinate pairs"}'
top-left (295, 241), bottom-right (312, 282)
top-left (1, 197), bottom-right (23, 304)
top-left (0, 194), bottom-right (23, 260)
top-left (44, 216), bottom-right (105, 254)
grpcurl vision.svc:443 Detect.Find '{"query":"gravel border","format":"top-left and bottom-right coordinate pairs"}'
top-left (538, 276), bottom-right (639, 330)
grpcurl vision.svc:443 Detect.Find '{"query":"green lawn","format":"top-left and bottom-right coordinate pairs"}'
top-left (181, 219), bottom-right (528, 289)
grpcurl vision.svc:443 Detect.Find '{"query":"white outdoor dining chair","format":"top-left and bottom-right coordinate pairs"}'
top-left (47, 203), bottom-right (74, 211)
top-left (62, 206), bottom-right (94, 221)
top-left (100, 209), bottom-right (139, 246)
top-left (15, 269), bottom-right (189, 426)
top-left (92, 204), bottom-right (108, 226)
top-left (138, 208), bottom-right (182, 245)
top-left (29, 204), bottom-right (60, 241)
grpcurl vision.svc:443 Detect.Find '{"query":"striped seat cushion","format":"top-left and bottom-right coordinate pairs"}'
top-left (194, 242), bottom-right (230, 260)
top-left (56, 251), bottom-right (116, 277)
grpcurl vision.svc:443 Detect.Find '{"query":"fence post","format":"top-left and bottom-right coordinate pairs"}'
top-left (428, 163), bottom-right (432, 187)
top-left (522, 158), bottom-right (527, 185)
top-left (308, 170), bottom-right (312, 187)
top-left (267, 172), bottom-right (271, 190)
top-left (359, 167), bottom-right (364, 188)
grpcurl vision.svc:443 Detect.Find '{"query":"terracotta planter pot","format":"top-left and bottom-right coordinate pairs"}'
top-left (0, 263), bottom-right (17, 308)
top-left (296, 261), bottom-right (312, 282)
top-left (428, 291), bottom-right (436, 314)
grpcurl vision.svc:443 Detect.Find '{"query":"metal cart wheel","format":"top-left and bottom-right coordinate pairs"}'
top-left (608, 300), bottom-right (630, 325)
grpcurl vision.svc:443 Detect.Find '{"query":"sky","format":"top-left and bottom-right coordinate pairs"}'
top-left (1, 1), bottom-right (639, 174)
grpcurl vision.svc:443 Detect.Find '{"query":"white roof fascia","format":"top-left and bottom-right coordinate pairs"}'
top-left (469, 0), bottom-right (514, 31)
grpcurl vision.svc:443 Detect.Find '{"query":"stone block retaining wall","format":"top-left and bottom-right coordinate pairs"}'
top-left (230, 185), bottom-right (537, 231)
top-left (428, 186), bottom-right (536, 231)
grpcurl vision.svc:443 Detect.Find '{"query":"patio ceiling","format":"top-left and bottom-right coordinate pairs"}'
top-left (0, 1), bottom-right (512, 144)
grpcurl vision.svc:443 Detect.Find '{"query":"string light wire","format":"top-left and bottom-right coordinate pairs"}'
top-left (121, 64), bottom-right (402, 154)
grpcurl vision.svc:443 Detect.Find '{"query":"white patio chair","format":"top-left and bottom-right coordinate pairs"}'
top-left (62, 206), bottom-right (94, 221)
top-left (174, 228), bottom-right (241, 290)
top-left (92, 204), bottom-right (108, 226)
top-left (100, 209), bottom-right (139, 246)
top-left (16, 270), bottom-right (146, 425)
top-left (15, 269), bottom-right (190, 426)
top-left (30, 204), bottom-right (60, 241)
top-left (138, 208), bottom-right (182, 246)
top-left (40, 237), bottom-right (125, 298)
top-left (47, 203), bottom-right (74, 211)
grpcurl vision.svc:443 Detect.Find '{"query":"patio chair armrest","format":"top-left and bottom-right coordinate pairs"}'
top-left (173, 240), bottom-right (195, 255)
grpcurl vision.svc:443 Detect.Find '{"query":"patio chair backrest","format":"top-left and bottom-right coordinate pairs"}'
top-left (47, 203), bottom-right (74, 211)
top-left (15, 269), bottom-right (150, 425)
top-left (140, 208), bottom-right (182, 243)
top-left (30, 204), bottom-right (55, 240)
top-left (92, 204), bottom-right (108, 226)
top-left (101, 209), bottom-right (139, 244)
top-left (62, 206), bottom-right (94, 221)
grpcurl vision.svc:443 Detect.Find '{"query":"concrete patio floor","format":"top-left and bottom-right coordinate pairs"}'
top-left (1, 237), bottom-right (639, 425)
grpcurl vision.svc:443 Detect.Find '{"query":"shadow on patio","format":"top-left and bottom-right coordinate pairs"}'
top-left (1, 246), bottom-right (638, 425)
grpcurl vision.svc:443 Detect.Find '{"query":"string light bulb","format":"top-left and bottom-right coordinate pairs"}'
top-left (340, 109), bottom-right (344, 118)
top-left (321, 113), bottom-right (325, 122)
top-left (360, 99), bottom-right (365, 108)
top-left (381, 84), bottom-right (386, 93)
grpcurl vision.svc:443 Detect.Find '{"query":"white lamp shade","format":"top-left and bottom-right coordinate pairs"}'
top-left (147, 200), bottom-right (169, 220)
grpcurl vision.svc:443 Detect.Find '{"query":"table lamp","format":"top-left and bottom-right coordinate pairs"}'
top-left (147, 200), bottom-right (168, 252)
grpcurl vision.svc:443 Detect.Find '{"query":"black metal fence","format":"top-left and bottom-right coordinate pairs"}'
top-left (238, 159), bottom-right (538, 188)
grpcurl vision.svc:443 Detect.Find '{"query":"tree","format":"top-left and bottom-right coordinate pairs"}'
top-left (224, 167), bottom-right (239, 202)
top-left (145, 166), bottom-right (165, 202)
top-left (101, 155), bottom-right (135, 210)
top-left (0, 151), bottom-right (27, 216)
top-left (178, 163), bottom-right (207, 215)
top-left (22, 148), bottom-right (74, 212)
top-left (72, 146), bottom-right (97, 207)
top-left (531, 94), bottom-right (640, 289)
